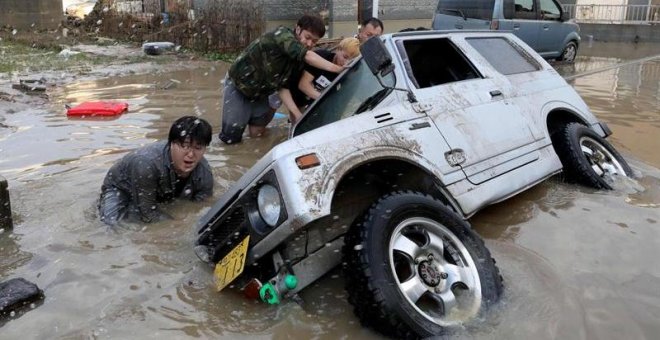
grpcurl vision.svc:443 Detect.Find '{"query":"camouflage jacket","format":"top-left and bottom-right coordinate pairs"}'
top-left (228, 26), bottom-right (307, 99)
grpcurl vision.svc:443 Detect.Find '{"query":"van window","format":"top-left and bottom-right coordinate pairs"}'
top-left (539, 0), bottom-right (561, 20)
top-left (435, 0), bottom-right (495, 20)
top-left (513, 0), bottom-right (537, 19)
top-left (402, 38), bottom-right (480, 88)
top-left (502, 0), bottom-right (515, 19)
top-left (467, 38), bottom-right (540, 75)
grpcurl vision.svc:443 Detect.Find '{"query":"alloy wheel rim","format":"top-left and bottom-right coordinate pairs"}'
top-left (579, 136), bottom-right (627, 179)
top-left (388, 217), bottom-right (482, 327)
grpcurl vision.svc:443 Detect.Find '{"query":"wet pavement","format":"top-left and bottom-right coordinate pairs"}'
top-left (1, 41), bottom-right (659, 339)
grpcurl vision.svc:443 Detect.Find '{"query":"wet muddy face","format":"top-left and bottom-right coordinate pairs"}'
top-left (0, 39), bottom-right (658, 339)
top-left (170, 140), bottom-right (206, 177)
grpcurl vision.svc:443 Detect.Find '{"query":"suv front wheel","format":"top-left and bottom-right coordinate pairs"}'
top-left (342, 191), bottom-right (503, 338)
top-left (552, 122), bottom-right (633, 189)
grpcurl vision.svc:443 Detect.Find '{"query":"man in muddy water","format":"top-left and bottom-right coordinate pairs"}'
top-left (98, 116), bottom-right (214, 226)
top-left (356, 17), bottom-right (384, 43)
top-left (220, 14), bottom-right (345, 144)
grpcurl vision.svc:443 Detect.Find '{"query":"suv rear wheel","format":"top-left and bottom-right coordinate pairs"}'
top-left (342, 191), bottom-right (503, 338)
top-left (552, 123), bottom-right (632, 189)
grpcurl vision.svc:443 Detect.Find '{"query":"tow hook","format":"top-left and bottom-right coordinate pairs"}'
top-left (243, 273), bottom-right (298, 305)
top-left (260, 274), bottom-right (298, 305)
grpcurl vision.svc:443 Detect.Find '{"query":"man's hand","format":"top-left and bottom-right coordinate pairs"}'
top-left (305, 50), bottom-right (345, 74)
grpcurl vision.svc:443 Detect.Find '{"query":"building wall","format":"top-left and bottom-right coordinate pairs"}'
top-left (0, 0), bottom-right (63, 29)
top-left (260, 0), bottom-right (436, 21)
top-left (580, 22), bottom-right (660, 42)
top-left (378, 0), bottom-right (436, 20)
top-left (190, 0), bottom-right (437, 22)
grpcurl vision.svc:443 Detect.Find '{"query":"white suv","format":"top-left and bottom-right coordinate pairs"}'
top-left (195, 31), bottom-right (631, 338)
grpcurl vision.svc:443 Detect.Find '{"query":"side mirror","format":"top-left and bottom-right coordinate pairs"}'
top-left (360, 37), bottom-right (395, 76)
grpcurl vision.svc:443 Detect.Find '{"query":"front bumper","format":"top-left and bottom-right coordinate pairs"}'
top-left (195, 169), bottom-right (288, 264)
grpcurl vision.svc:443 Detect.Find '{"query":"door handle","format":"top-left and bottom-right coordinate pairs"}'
top-left (490, 90), bottom-right (503, 97)
top-left (409, 122), bottom-right (431, 130)
top-left (513, 23), bottom-right (521, 29)
top-left (455, 24), bottom-right (463, 29)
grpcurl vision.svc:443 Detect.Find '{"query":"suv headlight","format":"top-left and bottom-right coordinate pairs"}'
top-left (257, 184), bottom-right (281, 227)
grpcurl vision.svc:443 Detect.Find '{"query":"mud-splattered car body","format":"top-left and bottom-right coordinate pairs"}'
top-left (195, 30), bottom-right (625, 337)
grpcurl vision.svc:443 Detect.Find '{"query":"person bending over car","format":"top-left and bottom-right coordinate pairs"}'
top-left (98, 116), bottom-right (214, 226)
top-left (279, 37), bottom-right (361, 118)
top-left (219, 14), bottom-right (344, 144)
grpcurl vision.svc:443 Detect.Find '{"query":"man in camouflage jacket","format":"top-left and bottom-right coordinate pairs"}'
top-left (220, 14), bottom-right (344, 144)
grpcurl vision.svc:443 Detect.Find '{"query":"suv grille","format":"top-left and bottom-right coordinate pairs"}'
top-left (207, 206), bottom-right (248, 262)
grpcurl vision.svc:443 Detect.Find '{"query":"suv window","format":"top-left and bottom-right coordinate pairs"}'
top-left (402, 38), bottom-right (480, 88)
top-left (539, 0), bottom-right (561, 20)
top-left (467, 37), bottom-right (540, 75)
top-left (293, 59), bottom-right (394, 136)
top-left (435, 0), bottom-right (495, 20)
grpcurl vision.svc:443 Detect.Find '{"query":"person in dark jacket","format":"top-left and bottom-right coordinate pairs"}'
top-left (293, 37), bottom-right (361, 107)
top-left (98, 116), bottom-right (214, 226)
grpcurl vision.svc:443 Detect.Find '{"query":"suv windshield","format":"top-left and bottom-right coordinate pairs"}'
top-left (436, 0), bottom-right (495, 20)
top-left (293, 58), bottom-right (395, 137)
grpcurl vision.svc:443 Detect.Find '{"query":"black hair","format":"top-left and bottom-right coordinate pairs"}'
top-left (168, 116), bottom-right (213, 146)
top-left (296, 14), bottom-right (326, 37)
top-left (361, 17), bottom-right (384, 31)
top-left (399, 26), bottom-right (429, 32)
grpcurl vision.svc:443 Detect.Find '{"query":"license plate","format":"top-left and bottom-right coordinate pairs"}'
top-left (214, 235), bottom-right (250, 292)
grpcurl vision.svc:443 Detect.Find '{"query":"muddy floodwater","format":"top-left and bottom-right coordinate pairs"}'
top-left (1, 42), bottom-right (659, 339)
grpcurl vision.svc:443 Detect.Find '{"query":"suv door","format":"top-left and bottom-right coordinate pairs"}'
top-left (499, 0), bottom-right (541, 50)
top-left (397, 36), bottom-right (539, 185)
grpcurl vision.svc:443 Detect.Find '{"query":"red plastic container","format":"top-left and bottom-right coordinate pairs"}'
top-left (66, 101), bottom-right (128, 117)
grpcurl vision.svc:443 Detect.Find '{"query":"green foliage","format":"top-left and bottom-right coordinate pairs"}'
top-left (0, 42), bottom-right (116, 74)
top-left (74, 0), bottom-right (265, 55)
top-left (205, 52), bottom-right (238, 63)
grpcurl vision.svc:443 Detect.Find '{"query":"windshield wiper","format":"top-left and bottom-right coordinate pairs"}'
top-left (440, 8), bottom-right (467, 20)
top-left (354, 89), bottom-right (389, 115)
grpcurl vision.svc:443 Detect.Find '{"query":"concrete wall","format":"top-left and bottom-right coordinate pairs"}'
top-left (580, 23), bottom-right (660, 42)
top-left (258, 0), bottom-right (436, 21)
top-left (0, 0), bottom-right (63, 30)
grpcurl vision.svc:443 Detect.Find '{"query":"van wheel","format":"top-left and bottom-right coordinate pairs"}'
top-left (558, 41), bottom-right (578, 62)
top-left (342, 191), bottom-right (503, 338)
top-left (552, 123), bottom-right (632, 189)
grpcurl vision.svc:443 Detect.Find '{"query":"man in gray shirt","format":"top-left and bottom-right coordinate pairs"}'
top-left (99, 116), bottom-right (214, 226)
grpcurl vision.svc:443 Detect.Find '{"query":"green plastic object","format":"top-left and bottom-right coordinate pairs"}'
top-left (284, 274), bottom-right (298, 290)
top-left (259, 283), bottom-right (280, 305)
top-left (259, 275), bottom-right (298, 305)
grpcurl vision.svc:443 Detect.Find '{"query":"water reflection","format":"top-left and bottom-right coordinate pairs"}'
top-left (0, 231), bottom-right (32, 274)
top-left (555, 43), bottom-right (660, 167)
